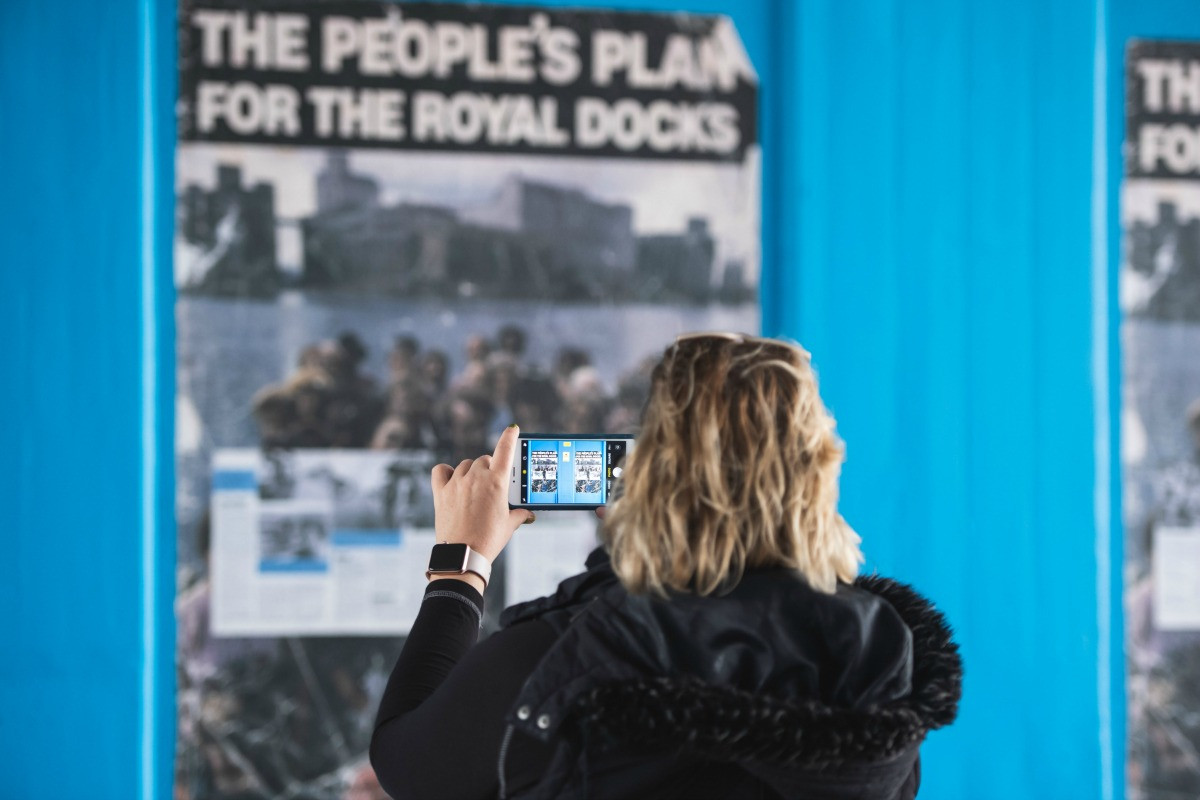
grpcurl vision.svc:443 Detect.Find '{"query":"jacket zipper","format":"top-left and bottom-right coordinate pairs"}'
top-left (497, 723), bottom-right (515, 798)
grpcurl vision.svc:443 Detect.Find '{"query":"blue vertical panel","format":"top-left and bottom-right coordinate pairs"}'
top-left (962, 3), bottom-right (1042, 795)
top-left (890, 1), bottom-right (971, 794)
top-left (1027, 2), bottom-right (1105, 794)
top-left (1105, 3), bottom-right (1200, 799)
top-left (778, 1), bottom-right (1102, 798)
top-left (0, 2), bottom-right (144, 798)
top-left (146, 0), bottom-right (179, 797)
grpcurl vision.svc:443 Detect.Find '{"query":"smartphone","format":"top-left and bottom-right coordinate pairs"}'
top-left (509, 433), bottom-right (635, 510)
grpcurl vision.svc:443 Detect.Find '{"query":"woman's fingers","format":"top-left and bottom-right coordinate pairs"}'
top-left (453, 459), bottom-right (473, 480)
top-left (492, 424), bottom-right (520, 477)
top-left (431, 463), bottom-right (454, 494)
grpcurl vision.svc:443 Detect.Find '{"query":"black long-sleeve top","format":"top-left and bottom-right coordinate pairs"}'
top-left (370, 579), bottom-right (558, 800)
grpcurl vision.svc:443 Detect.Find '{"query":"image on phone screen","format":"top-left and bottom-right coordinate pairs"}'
top-left (516, 436), bottom-right (631, 508)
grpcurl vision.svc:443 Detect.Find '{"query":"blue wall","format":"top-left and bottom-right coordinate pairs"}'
top-left (769, 3), bottom-right (1106, 799)
top-left (0, 1), bottom-right (146, 798)
top-left (2, 0), bottom-right (1173, 797)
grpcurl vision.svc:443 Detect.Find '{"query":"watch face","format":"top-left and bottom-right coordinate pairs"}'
top-left (428, 543), bottom-right (469, 572)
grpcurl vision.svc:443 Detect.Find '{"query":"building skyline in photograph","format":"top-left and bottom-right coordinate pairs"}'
top-left (175, 145), bottom-right (759, 303)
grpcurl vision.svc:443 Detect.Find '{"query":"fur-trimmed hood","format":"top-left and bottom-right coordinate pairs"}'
top-left (500, 551), bottom-right (962, 800)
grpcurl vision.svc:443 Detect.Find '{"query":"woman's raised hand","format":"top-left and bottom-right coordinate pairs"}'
top-left (430, 424), bottom-right (534, 566)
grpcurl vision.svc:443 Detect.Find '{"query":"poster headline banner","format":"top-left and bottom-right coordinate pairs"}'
top-left (1128, 40), bottom-right (1200, 178)
top-left (179, 0), bottom-right (759, 161)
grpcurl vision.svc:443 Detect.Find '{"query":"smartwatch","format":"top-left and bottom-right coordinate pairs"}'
top-left (426, 543), bottom-right (492, 588)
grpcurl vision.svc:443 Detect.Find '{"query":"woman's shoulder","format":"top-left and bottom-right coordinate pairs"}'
top-left (505, 570), bottom-right (961, 799)
top-left (499, 546), bottom-right (619, 632)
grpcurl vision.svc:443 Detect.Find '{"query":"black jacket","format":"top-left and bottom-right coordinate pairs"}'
top-left (497, 549), bottom-right (962, 800)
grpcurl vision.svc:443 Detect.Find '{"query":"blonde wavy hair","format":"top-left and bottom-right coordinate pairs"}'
top-left (602, 333), bottom-right (862, 596)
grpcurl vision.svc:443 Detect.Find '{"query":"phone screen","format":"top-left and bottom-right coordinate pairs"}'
top-left (516, 436), bottom-right (631, 507)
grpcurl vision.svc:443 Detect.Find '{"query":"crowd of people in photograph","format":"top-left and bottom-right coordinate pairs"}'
top-left (251, 325), bottom-right (653, 461)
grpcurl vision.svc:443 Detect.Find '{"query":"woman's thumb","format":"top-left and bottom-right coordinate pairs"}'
top-left (509, 509), bottom-right (535, 530)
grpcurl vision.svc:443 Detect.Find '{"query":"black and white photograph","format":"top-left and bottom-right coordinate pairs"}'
top-left (258, 503), bottom-right (331, 569)
top-left (175, 146), bottom-right (760, 457)
top-left (1122, 187), bottom-right (1200, 323)
top-left (256, 449), bottom-right (435, 531)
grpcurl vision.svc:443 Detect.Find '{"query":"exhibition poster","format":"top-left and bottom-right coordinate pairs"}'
top-left (174, 2), bottom-right (761, 797)
top-left (1122, 39), bottom-right (1200, 800)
